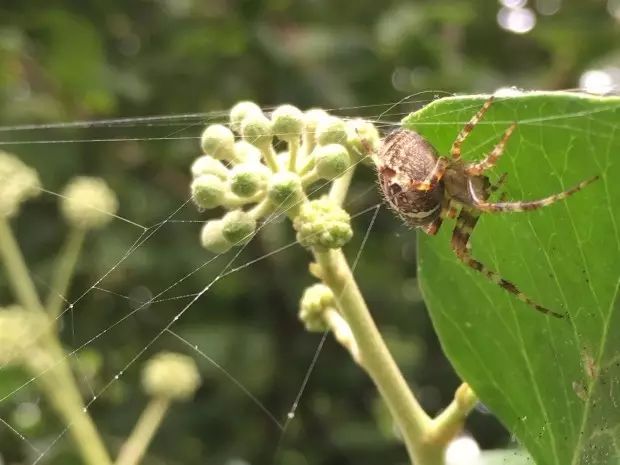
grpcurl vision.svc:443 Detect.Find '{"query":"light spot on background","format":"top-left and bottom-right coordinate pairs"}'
top-left (497, 6), bottom-right (537, 34)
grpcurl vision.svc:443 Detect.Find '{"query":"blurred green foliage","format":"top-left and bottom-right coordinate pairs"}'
top-left (0, 1), bottom-right (618, 464)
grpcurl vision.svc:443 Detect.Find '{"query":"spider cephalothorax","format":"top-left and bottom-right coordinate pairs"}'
top-left (376, 97), bottom-right (598, 318)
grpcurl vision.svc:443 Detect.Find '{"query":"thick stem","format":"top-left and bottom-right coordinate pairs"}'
top-left (115, 397), bottom-right (170, 465)
top-left (0, 218), bottom-right (44, 313)
top-left (46, 227), bottom-right (86, 319)
top-left (314, 249), bottom-right (445, 464)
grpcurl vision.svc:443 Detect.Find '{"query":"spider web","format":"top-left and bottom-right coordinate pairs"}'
top-left (0, 89), bottom-right (615, 465)
top-left (0, 93), bottom-right (444, 465)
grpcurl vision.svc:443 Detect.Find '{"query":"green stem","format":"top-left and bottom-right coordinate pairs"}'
top-left (314, 249), bottom-right (442, 464)
top-left (288, 138), bottom-right (300, 172)
top-left (115, 397), bottom-right (170, 465)
top-left (301, 170), bottom-right (320, 188)
top-left (46, 227), bottom-right (86, 319)
top-left (429, 383), bottom-right (478, 443)
top-left (329, 167), bottom-right (356, 207)
top-left (0, 217), bottom-right (111, 465)
top-left (31, 339), bottom-right (113, 465)
top-left (0, 217), bottom-right (44, 313)
top-left (259, 142), bottom-right (280, 172)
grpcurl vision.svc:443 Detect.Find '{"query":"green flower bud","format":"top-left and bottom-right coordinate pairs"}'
top-left (346, 119), bottom-right (380, 163)
top-left (61, 177), bottom-right (118, 230)
top-left (0, 306), bottom-right (48, 365)
top-left (267, 171), bottom-right (305, 211)
top-left (304, 109), bottom-right (329, 139)
top-left (142, 352), bottom-right (201, 401)
top-left (233, 141), bottom-right (263, 164)
top-left (191, 174), bottom-right (227, 209)
top-left (200, 124), bottom-right (235, 160)
top-left (0, 151), bottom-right (41, 218)
top-left (293, 197), bottom-right (353, 251)
top-left (271, 104), bottom-right (304, 142)
top-left (299, 283), bottom-right (335, 332)
top-left (241, 113), bottom-right (273, 147)
top-left (229, 163), bottom-right (270, 198)
top-left (316, 116), bottom-right (347, 146)
top-left (221, 209), bottom-right (256, 245)
top-left (191, 155), bottom-right (229, 180)
top-left (200, 220), bottom-right (233, 253)
top-left (230, 101), bottom-right (263, 134)
top-left (313, 143), bottom-right (351, 179)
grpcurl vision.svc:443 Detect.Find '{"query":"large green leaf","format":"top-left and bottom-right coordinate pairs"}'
top-left (402, 93), bottom-right (620, 465)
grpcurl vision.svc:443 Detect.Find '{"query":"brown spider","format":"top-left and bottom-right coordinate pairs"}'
top-left (375, 97), bottom-right (598, 318)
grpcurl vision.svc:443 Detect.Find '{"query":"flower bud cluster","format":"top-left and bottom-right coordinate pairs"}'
top-left (142, 351), bottom-right (201, 401)
top-left (0, 152), bottom-right (41, 218)
top-left (293, 197), bottom-right (353, 252)
top-left (189, 101), bottom-right (379, 254)
top-left (0, 306), bottom-right (48, 365)
top-left (298, 283), bottom-right (335, 332)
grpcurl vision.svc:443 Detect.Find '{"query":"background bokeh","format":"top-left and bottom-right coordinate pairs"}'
top-left (0, 1), bottom-right (618, 464)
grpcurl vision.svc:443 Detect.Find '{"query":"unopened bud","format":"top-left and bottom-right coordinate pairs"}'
top-left (200, 124), bottom-right (235, 160)
top-left (191, 155), bottom-right (229, 180)
top-left (142, 352), bottom-right (201, 401)
top-left (271, 104), bottom-right (304, 142)
top-left (61, 177), bottom-right (118, 230)
top-left (0, 152), bottom-right (41, 218)
top-left (221, 209), bottom-right (257, 245)
top-left (230, 101), bottom-right (263, 134)
top-left (229, 163), bottom-right (270, 198)
top-left (316, 116), bottom-right (347, 146)
top-left (200, 220), bottom-right (233, 253)
top-left (241, 113), bottom-right (273, 147)
top-left (299, 283), bottom-right (335, 332)
top-left (191, 175), bottom-right (227, 209)
top-left (313, 144), bottom-right (351, 180)
top-left (267, 172), bottom-right (304, 212)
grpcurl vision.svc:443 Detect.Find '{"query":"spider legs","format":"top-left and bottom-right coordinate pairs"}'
top-left (465, 124), bottom-right (516, 176)
top-left (467, 175), bottom-right (599, 213)
top-left (450, 96), bottom-right (495, 160)
top-left (450, 207), bottom-right (564, 318)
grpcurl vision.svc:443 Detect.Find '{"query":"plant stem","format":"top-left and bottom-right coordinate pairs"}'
top-left (31, 341), bottom-right (113, 465)
top-left (0, 217), bottom-right (112, 465)
top-left (115, 397), bottom-right (170, 465)
top-left (314, 249), bottom-right (445, 464)
top-left (288, 138), bottom-right (300, 172)
top-left (429, 383), bottom-right (478, 443)
top-left (259, 142), bottom-right (280, 172)
top-left (329, 167), bottom-right (355, 207)
top-left (0, 218), bottom-right (44, 313)
top-left (46, 227), bottom-right (86, 319)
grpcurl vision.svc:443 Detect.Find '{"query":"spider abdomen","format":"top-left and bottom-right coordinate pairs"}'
top-left (376, 129), bottom-right (444, 226)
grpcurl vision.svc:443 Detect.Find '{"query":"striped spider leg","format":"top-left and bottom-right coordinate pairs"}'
top-left (376, 97), bottom-right (598, 317)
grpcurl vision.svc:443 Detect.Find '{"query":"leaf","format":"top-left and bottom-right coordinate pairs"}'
top-left (402, 93), bottom-right (620, 465)
top-left (478, 449), bottom-right (533, 465)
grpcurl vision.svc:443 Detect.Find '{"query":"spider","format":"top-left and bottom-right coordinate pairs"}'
top-left (375, 97), bottom-right (598, 318)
